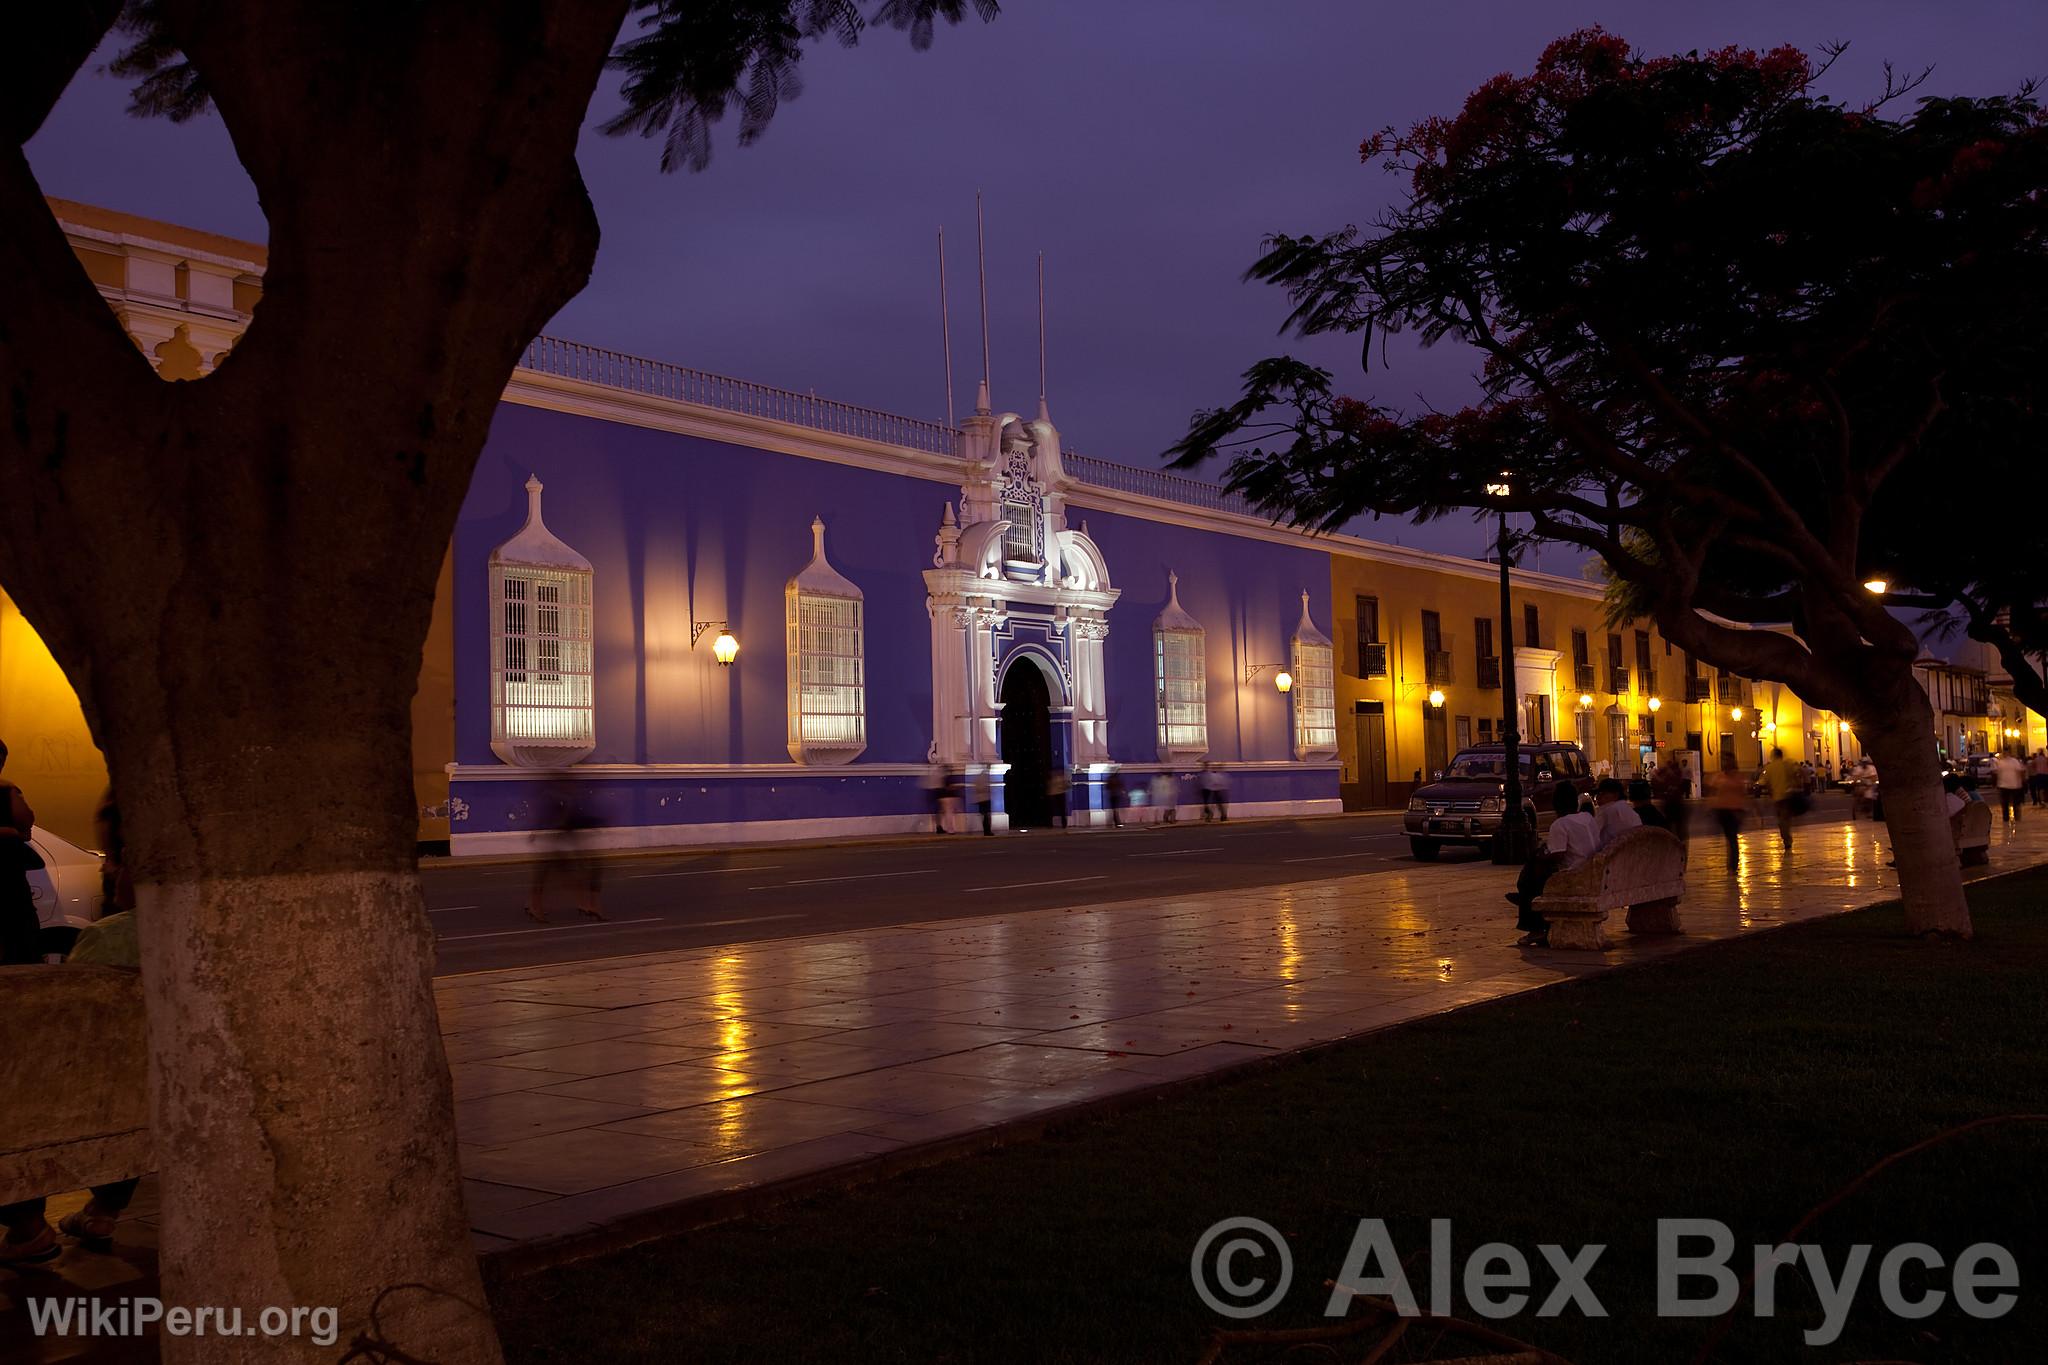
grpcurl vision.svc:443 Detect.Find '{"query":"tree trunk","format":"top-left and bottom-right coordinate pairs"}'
top-left (1861, 688), bottom-right (1974, 938)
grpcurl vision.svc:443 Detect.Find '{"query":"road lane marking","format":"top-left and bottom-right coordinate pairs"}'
top-left (961, 875), bottom-right (1109, 892)
top-left (1129, 847), bottom-right (1222, 857)
top-left (688, 913), bottom-right (808, 928)
top-left (438, 916), bottom-right (662, 941)
top-left (1282, 852), bottom-right (1381, 863)
top-left (426, 905), bottom-right (480, 914)
top-left (627, 865), bottom-right (785, 879)
top-left (751, 869), bottom-right (938, 889)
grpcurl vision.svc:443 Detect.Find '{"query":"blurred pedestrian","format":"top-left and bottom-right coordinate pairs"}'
top-left (1151, 770), bottom-right (1178, 824)
top-left (1628, 779), bottom-right (1668, 830)
top-left (1650, 751), bottom-right (1690, 842)
top-left (1199, 761), bottom-right (1229, 822)
top-left (0, 739), bottom-right (44, 966)
top-left (972, 766), bottom-right (993, 836)
top-left (1105, 766), bottom-right (1126, 828)
top-left (1592, 778), bottom-right (1640, 848)
top-left (1762, 747), bottom-right (1804, 850)
top-left (2030, 750), bottom-right (2048, 807)
top-left (528, 781), bottom-right (605, 924)
top-left (1992, 747), bottom-right (2026, 825)
top-left (1709, 760), bottom-right (1748, 870)
top-left (1047, 767), bottom-right (1070, 829)
top-left (923, 756), bottom-right (952, 834)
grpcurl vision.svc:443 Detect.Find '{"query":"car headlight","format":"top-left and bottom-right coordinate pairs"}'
top-left (1407, 797), bottom-right (1426, 812)
top-left (1480, 796), bottom-right (1506, 813)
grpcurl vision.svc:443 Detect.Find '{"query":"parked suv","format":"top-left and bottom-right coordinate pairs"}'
top-left (1404, 741), bottom-right (1597, 860)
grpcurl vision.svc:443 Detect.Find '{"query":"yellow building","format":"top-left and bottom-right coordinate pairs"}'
top-left (0, 200), bottom-right (455, 847)
top-left (1324, 544), bottom-right (1826, 806)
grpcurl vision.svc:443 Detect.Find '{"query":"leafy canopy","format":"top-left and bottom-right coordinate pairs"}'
top-left (1170, 29), bottom-right (2048, 696)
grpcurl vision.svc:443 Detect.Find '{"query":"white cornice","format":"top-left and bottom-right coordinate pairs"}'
top-left (61, 220), bottom-right (263, 276)
top-left (450, 762), bottom-right (934, 781)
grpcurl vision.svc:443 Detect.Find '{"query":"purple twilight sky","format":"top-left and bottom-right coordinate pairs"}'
top-left (26, 1), bottom-right (2048, 562)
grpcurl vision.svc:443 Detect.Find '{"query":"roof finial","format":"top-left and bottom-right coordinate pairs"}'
top-left (1036, 250), bottom-right (1047, 422)
top-left (812, 516), bottom-right (827, 556)
top-left (524, 474), bottom-right (543, 523)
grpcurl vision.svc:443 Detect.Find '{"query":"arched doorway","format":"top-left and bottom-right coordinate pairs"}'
top-left (999, 658), bottom-right (1054, 829)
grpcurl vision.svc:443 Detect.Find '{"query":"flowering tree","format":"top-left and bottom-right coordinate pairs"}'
top-left (1172, 30), bottom-right (2048, 939)
top-left (1, 3), bottom-right (993, 1361)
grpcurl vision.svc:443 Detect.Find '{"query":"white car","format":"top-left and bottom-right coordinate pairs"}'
top-left (26, 828), bottom-right (104, 951)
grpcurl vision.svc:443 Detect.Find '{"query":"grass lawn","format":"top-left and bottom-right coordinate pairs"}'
top-left (491, 867), bottom-right (2048, 1364)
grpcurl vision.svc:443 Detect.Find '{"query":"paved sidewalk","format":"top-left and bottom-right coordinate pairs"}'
top-left (430, 813), bottom-right (2048, 1258)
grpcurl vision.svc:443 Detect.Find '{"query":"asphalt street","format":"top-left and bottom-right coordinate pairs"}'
top-left (425, 791), bottom-right (1859, 976)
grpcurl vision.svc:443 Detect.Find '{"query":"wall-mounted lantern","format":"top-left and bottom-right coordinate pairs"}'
top-left (693, 619), bottom-right (739, 666)
top-left (1427, 688), bottom-right (1446, 709)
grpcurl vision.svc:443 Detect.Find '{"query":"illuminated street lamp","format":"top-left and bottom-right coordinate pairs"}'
top-left (1578, 693), bottom-right (1594, 710)
top-left (1863, 578), bottom-right (1889, 595)
top-left (1647, 696), bottom-right (1662, 714)
top-left (693, 619), bottom-right (740, 666)
top-left (1731, 706), bottom-right (1744, 722)
top-left (1274, 670), bottom-right (1293, 693)
top-left (1427, 688), bottom-right (1446, 709)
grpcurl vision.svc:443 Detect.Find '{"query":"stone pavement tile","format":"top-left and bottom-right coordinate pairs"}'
top-left (672, 1038), bottom-right (928, 1081)
top-left (896, 1042), bottom-right (1121, 1088)
top-left (471, 1132), bottom-right (907, 1243)
top-left (486, 1037), bottom-right (720, 1077)
top-left (633, 1018), bottom-right (848, 1055)
top-left (854, 984), bottom-right (1052, 1012)
top-left (565, 999), bottom-right (746, 1031)
top-left (459, 1127), bottom-right (715, 1196)
top-left (768, 1065), bottom-right (1014, 1115)
top-left (822, 1019), bottom-right (1041, 1054)
top-left (455, 1090), bottom-right (653, 1148)
top-left (600, 1096), bottom-right (899, 1156)
top-left (745, 1000), bottom-right (941, 1029)
top-left (442, 1012), bottom-right (663, 1057)
top-left (929, 998), bottom-right (1142, 1030)
top-left (451, 1060), bottom-right (583, 1100)
top-left (852, 1091), bottom-right (1078, 1145)
top-left (1014, 1023), bottom-right (1214, 1056)
top-left (431, 998), bottom-right (599, 1032)
top-left (463, 1179), bottom-right (557, 1221)
top-left (535, 1063), bottom-right (804, 1110)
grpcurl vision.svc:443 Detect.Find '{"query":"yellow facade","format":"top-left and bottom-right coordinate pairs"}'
top-left (1326, 546), bottom-right (1835, 808)
top-left (0, 199), bottom-right (458, 850)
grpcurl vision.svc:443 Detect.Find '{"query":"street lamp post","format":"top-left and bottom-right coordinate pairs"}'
top-left (1487, 479), bottom-right (1529, 864)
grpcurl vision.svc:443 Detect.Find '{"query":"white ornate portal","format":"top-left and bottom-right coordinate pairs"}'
top-left (925, 383), bottom-right (1119, 771)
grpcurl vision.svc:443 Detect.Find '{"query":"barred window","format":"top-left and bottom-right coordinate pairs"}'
top-left (786, 517), bottom-right (867, 763)
top-left (489, 476), bottom-right (595, 767)
top-left (1153, 571), bottom-right (1208, 760)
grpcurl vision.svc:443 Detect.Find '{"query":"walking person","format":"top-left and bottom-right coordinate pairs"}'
top-left (527, 780), bottom-right (606, 924)
top-left (1199, 761), bottom-right (1229, 822)
top-left (1850, 757), bottom-right (1878, 820)
top-left (1151, 770), bottom-right (1178, 824)
top-left (1762, 747), bottom-right (1804, 851)
top-left (1650, 751), bottom-right (1690, 843)
top-left (1105, 766), bottom-right (1126, 828)
top-left (1992, 747), bottom-right (2027, 826)
top-left (923, 756), bottom-right (952, 834)
top-left (2031, 749), bottom-right (2048, 807)
top-left (1709, 760), bottom-right (1748, 871)
top-left (1047, 767), bottom-right (1070, 830)
top-left (0, 739), bottom-right (45, 966)
top-left (972, 765), bottom-right (994, 836)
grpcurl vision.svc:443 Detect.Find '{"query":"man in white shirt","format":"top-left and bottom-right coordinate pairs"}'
top-left (1593, 778), bottom-right (1642, 848)
top-left (1547, 799), bottom-right (1599, 869)
top-left (1991, 750), bottom-right (2027, 825)
top-left (1510, 782), bottom-right (1597, 947)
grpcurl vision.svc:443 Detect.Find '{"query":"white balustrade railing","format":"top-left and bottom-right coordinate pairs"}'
top-left (518, 335), bottom-right (1256, 516)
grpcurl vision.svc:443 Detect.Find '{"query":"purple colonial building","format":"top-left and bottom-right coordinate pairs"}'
top-left (445, 339), bottom-right (1342, 852)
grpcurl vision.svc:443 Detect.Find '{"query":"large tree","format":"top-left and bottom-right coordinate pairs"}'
top-left (2, 2), bottom-right (994, 1360)
top-left (1170, 31), bottom-right (2048, 939)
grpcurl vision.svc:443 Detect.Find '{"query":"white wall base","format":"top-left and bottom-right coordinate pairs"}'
top-left (447, 799), bottom-right (1339, 855)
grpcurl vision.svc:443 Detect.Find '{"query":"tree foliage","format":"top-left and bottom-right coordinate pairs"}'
top-left (1170, 30), bottom-right (2048, 711)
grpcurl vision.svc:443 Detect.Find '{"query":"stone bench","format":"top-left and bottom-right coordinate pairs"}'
top-left (0, 965), bottom-right (152, 1206)
top-left (1534, 826), bottom-right (1688, 951)
top-left (1956, 800), bottom-right (1993, 867)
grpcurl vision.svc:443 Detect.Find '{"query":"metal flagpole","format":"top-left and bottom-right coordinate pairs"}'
top-left (976, 190), bottom-right (992, 401)
top-left (1037, 251), bottom-right (1046, 402)
top-left (938, 228), bottom-right (955, 428)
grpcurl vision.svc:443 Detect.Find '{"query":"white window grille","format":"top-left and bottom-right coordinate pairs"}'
top-left (489, 476), bottom-right (595, 767)
top-left (786, 517), bottom-right (867, 763)
top-left (1291, 591), bottom-right (1338, 759)
top-left (1153, 570), bottom-right (1208, 760)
